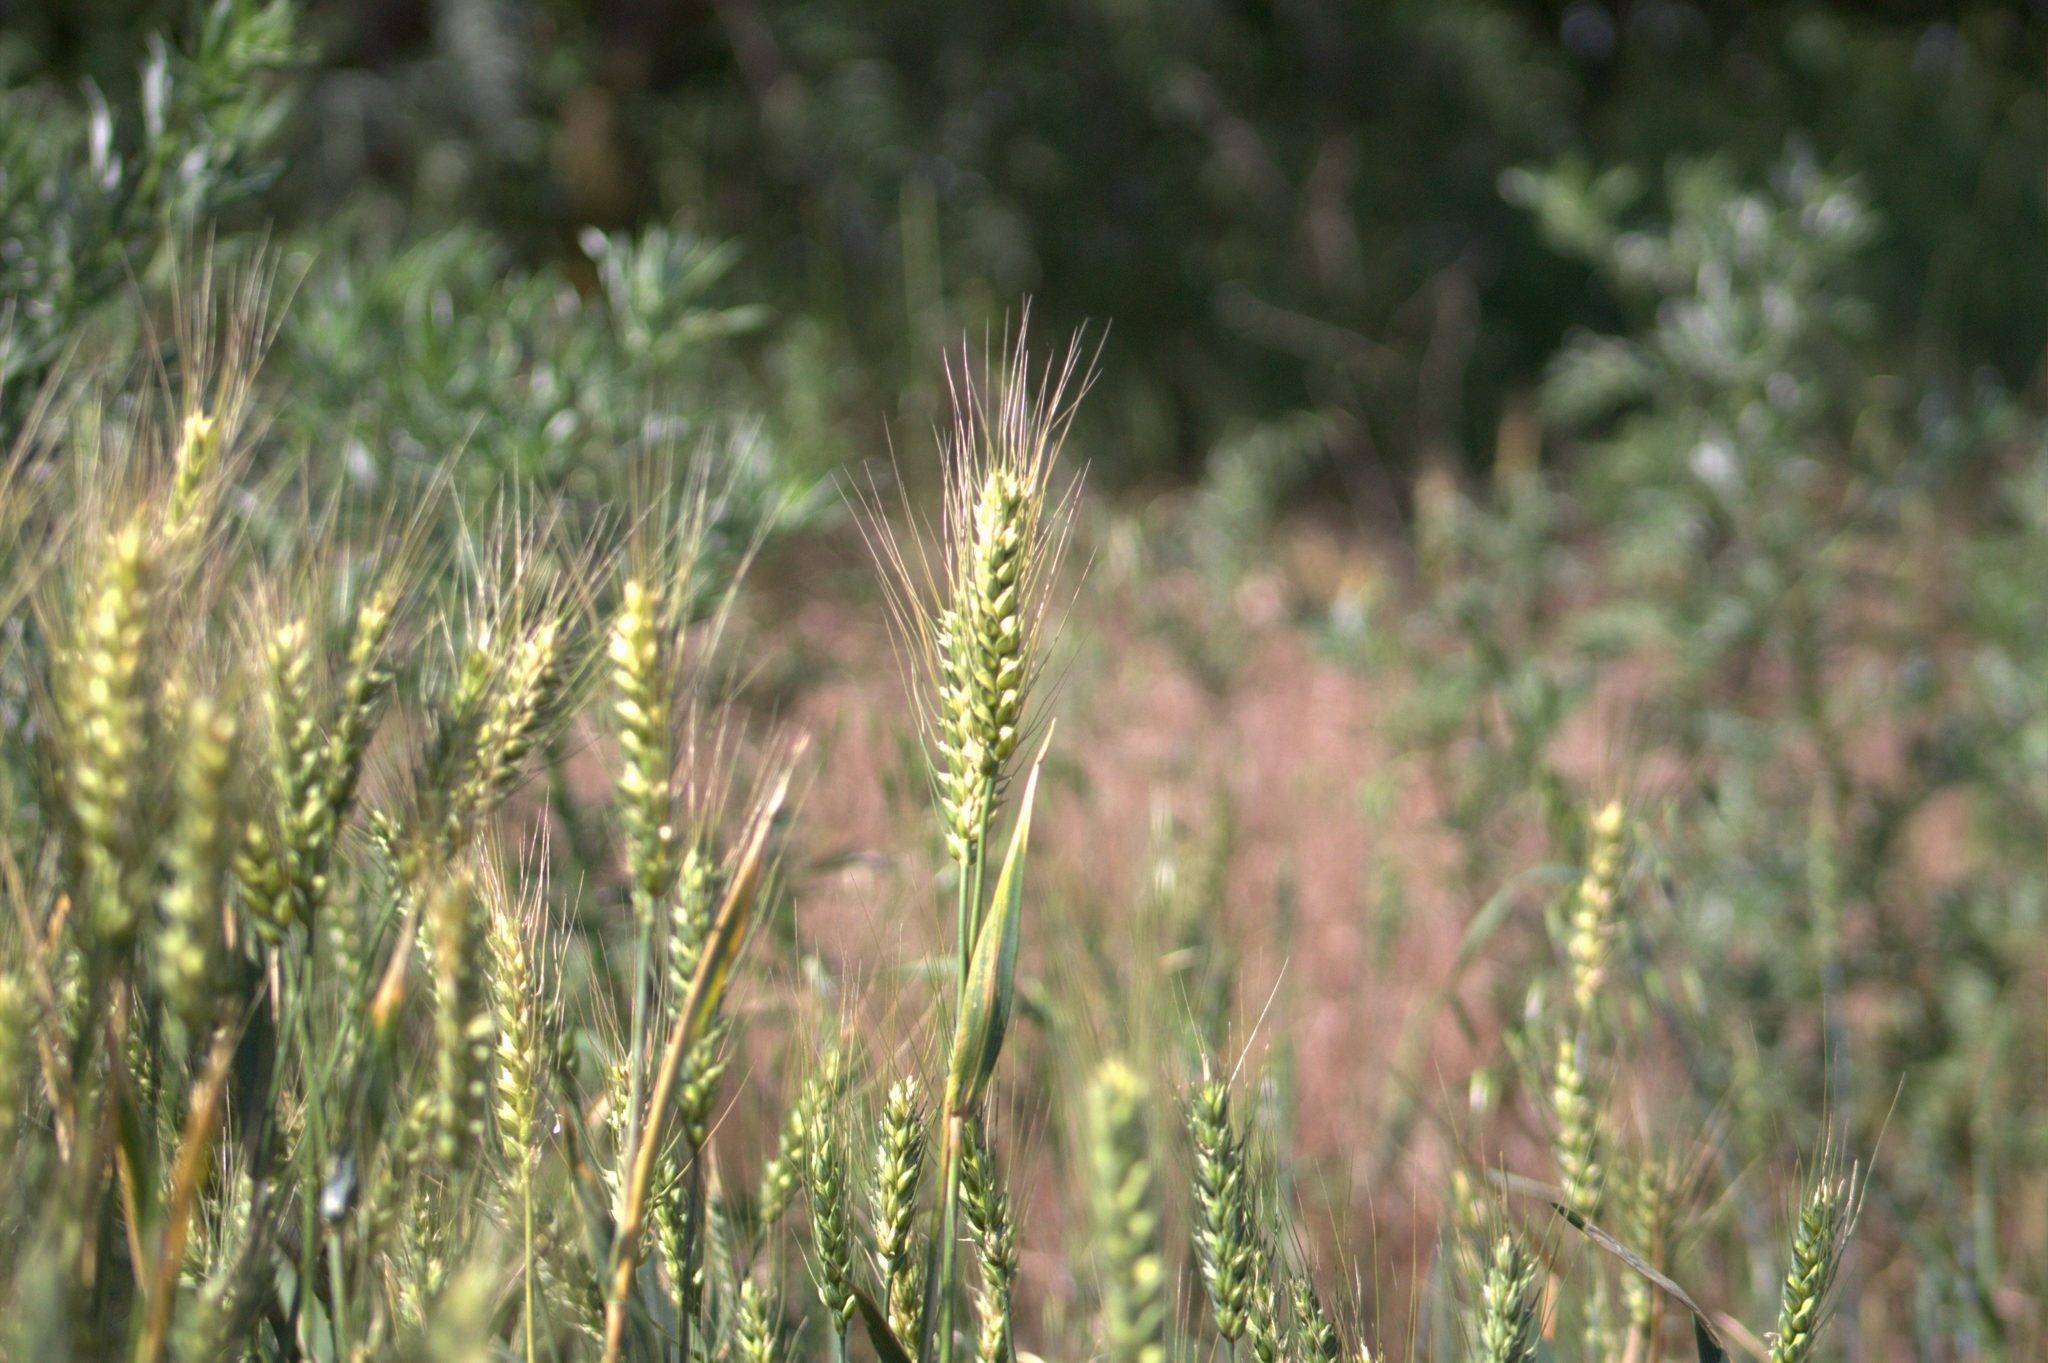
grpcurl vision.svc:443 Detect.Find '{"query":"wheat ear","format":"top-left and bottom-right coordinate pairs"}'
top-left (1089, 1058), bottom-right (1166, 1363)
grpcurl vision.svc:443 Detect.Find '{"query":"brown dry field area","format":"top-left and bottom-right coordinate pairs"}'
top-left (468, 467), bottom-right (2019, 1358)
top-left (664, 495), bottom-right (2003, 1357)
top-left (709, 508), bottom-right (1543, 1345)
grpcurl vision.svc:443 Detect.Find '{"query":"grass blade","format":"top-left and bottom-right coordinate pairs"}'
top-left (945, 729), bottom-right (1050, 1117)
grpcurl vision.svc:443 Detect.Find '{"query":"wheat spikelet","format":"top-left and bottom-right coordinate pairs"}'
top-left (865, 328), bottom-right (1087, 871)
top-left (64, 516), bottom-right (151, 941)
top-left (1566, 800), bottom-right (1625, 1015)
top-left (1292, 1275), bottom-right (1342, 1363)
top-left (1088, 1058), bottom-right (1165, 1363)
top-left (164, 408), bottom-right (224, 543)
top-left (467, 617), bottom-right (562, 817)
top-left (611, 576), bottom-right (676, 918)
top-left (1190, 1076), bottom-right (1258, 1342)
top-left (650, 1153), bottom-right (694, 1320)
top-left (155, 697), bottom-right (235, 1023)
top-left (321, 577), bottom-right (400, 827)
top-left (734, 1278), bottom-right (777, 1363)
top-left (694, 1178), bottom-right (741, 1345)
top-left (484, 868), bottom-right (543, 1171)
top-left (806, 1099), bottom-right (857, 1344)
top-left (667, 843), bottom-right (716, 999)
top-left (759, 1048), bottom-right (843, 1230)
top-left (962, 1122), bottom-right (1018, 1363)
top-left (927, 342), bottom-right (1083, 868)
top-left (1243, 1240), bottom-right (1283, 1363)
top-left (429, 869), bottom-right (493, 1168)
top-left (1620, 1155), bottom-right (1678, 1351)
top-left (1552, 1032), bottom-right (1600, 1218)
top-left (162, 245), bottom-right (275, 546)
top-left (873, 1076), bottom-right (927, 1344)
top-left (235, 613), bottom-right (321, 941)
top-left (1768, 1154), bottom-right (1862, 1363)
top-left (1473, 1233), bottom-right (1541, 1363)
top-left (0, 971), bottom-right (35, 1150)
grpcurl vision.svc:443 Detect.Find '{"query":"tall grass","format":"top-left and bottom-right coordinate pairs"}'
top-left (0, 264), bottom-right (1876, 1363)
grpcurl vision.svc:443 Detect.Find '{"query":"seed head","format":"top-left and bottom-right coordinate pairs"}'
top-left (1088, 1058), bottom-right (1165, 1363)
top-left (155, 697), bottom-right (236, 1023)
top-left (1189, 1078), bottom-right (1258, 1341)
top-left (1473, 1233), bottom-right (1541, 1363)
top-left (0, 971), bottom-right (36, 1140)
top-left (758, 1048), bottom-right (844, 1229)
top-left (870, 330), bottom-right (1089, 869)
top-left (485, 878), bottom-right (543, 1171)
top-left (805, 1101), bottom-right (856, 1337)
top-left (733, 1278), bottom-right (777, 1363)
top-left (429, 871), bottom-right (493, 1169)
top-left (65, 518), bottom-right (152, 941)
top-left (1567, 801), bottom-right (1625, 1015)
top-left (468, 618), bottom-right (563, 815)
top-left (962, 1123), bottom-right (1018, 1363)
top-left (611, 576), bottom-right (676, 913)
top-left (1553, 1030), bottom-right (1601, 1217)
top-left (1291, 1275), bottom-right (1342, 1363)
top-left (1769, 1157), bottom-right (1862, 1363)
top-left (873, 1077), bottom-right (927, 1343)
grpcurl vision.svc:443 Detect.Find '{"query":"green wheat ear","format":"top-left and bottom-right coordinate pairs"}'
top-left (1769, 1152), bottom-right (1863, 1363)
top-left (1089, 1058), bottom-right (1166, 1363)
top-left (1291, 1274), bottom-right (1343, 1363)
top-left (928, 340), bottom-right (1085, 870)
top-left (962, 1122), bottom-right (1019, 1363)
top-left (863, 329), bottom-right (1089, 872)
top-left (429, 868), bottom-right (494, 1169)
top-left (0, 972), bottom-right (35, 1152)
top-left (734, 1278), bottom-right (778, 1363)
top-left (759, 1046), bottom-right (844, 1231)
top-left (611, 574), bottom-right (677, 918)
top-left (1473, 1232), bottom-right (1542, 1363)
top-left (873, 1076), bottom-right (928, 1344)
top-left (807, 1096), bottom-right (858, 1350)
top-left (154, 696), bottom-right (235, 1024)
top-left (1190, 1076), bottom-right (1258, 1343)
top-left (1566, 799), bottom-right (1626, 1015)
top-left (64, 516), bottom-right (152, 943)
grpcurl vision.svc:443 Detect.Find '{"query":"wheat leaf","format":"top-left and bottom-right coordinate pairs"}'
top-left (948, 728), bottom-right (1050, 1115)
top-left (1550, 1201), bottom-right (1727, 1363)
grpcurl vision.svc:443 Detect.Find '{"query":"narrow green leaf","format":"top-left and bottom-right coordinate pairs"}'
top-left (1549, 1201), bottom-right (1728, 1363)
top-left (678, 756), bottom-right (798, 1046)
top-left (1452, 864), bottom-right (1577, 974)
top-left (853, 1283), bottom-right (915, 1363)
top-left (947, 729), bottom-right (1051, 1116)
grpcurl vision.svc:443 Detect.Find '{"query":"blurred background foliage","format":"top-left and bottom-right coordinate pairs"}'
top-left (8, 0), bottom-right (2044, 500)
